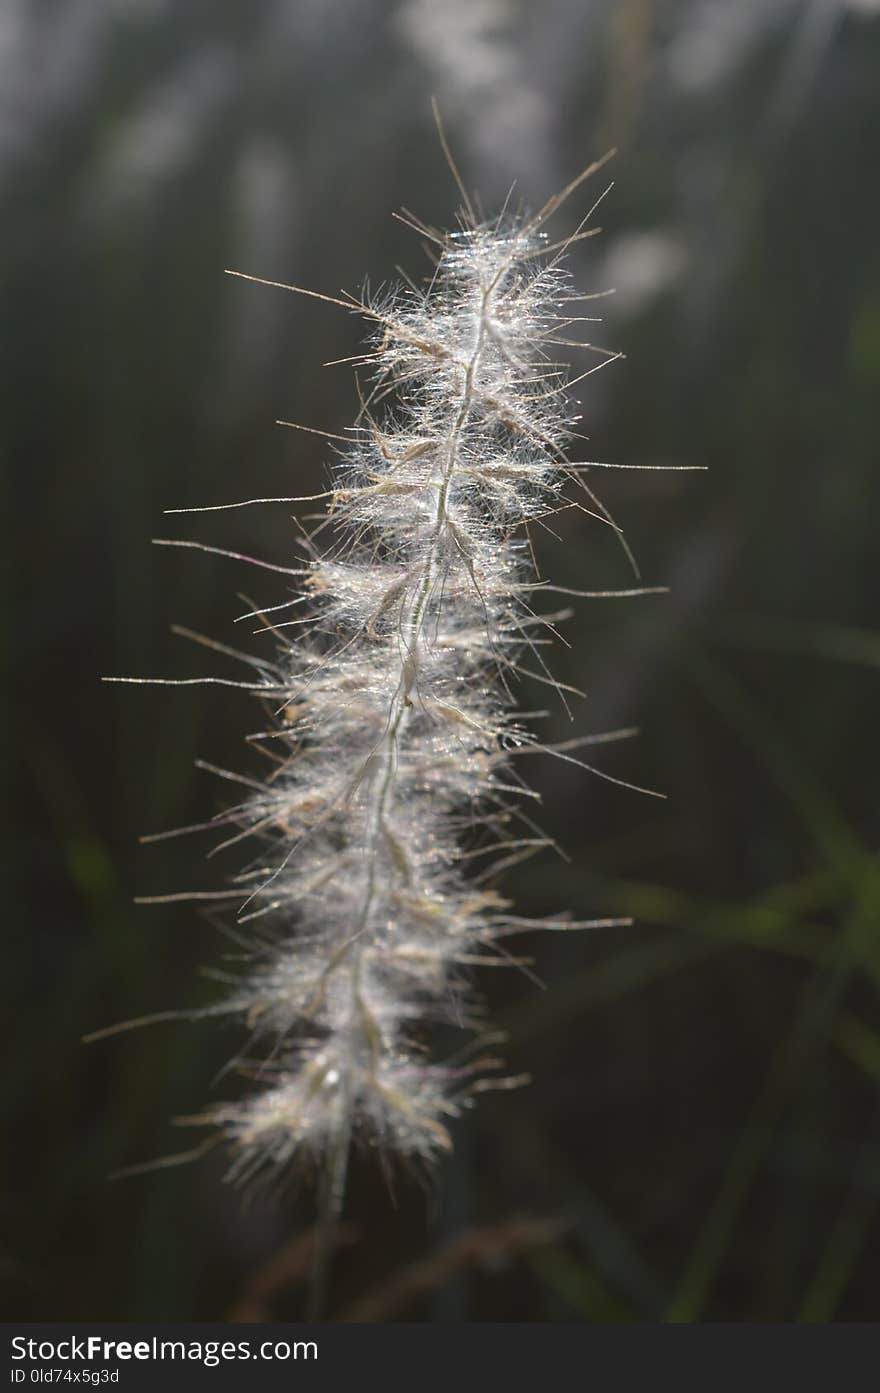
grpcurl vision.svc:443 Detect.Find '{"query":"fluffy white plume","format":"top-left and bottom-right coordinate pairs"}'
top-left (125, 169), bottom-right (659, 1192)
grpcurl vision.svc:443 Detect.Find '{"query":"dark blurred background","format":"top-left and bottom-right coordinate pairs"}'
top-left (4, 0), bottom-right (880, 1322)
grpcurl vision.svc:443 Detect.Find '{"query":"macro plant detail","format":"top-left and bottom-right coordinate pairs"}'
top-left (107, 151), bottom-right (670, 1252)
top-left (8, 0), bottom-right (872, 1332)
